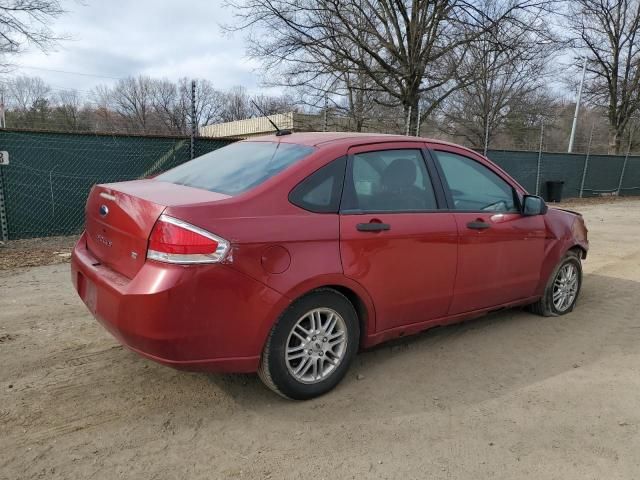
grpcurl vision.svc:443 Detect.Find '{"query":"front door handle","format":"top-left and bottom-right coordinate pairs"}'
top-left (467, 220), bottom-right (490, 230)
top-left (357, 222), bottom-right (390, 232)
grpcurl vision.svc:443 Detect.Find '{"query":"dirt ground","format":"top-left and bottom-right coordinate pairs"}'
top-left (1, 198), bottom-right (640, 480)
top-left (0, 236), bottom-right (77, 271)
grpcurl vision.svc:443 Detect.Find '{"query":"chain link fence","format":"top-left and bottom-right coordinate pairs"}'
top-left (1, 128), bottom-right (640, 241)
top-left (0, 129), bottom-right (234, 240)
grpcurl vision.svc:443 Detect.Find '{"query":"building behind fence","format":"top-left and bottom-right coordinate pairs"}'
top-left (1, 128), bottom-right (640, 241)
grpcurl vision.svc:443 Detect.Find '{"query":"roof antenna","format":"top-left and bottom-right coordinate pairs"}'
top-left (251, 100), bottom-right (292, 136)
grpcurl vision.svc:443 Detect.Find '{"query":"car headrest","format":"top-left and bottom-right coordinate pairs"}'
top-left (381, 158), bottom-right (417, 190)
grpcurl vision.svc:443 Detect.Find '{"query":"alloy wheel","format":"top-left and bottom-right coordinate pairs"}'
top-left (552, 263), bottom-right (579, 312)
top-left (285, 308), bottom-right (347, 384)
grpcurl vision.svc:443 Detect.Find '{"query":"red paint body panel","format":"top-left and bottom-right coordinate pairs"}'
top-left (72, 234), bottom-right (287, 372)
top-left (85, 182), bottom-right (230, 278)
top-left (340, 212), bottom-right (458, 330)
top-left (71, 133), bottom-right (589, 373)
top-left (448, 212), bottom-right (546, 314)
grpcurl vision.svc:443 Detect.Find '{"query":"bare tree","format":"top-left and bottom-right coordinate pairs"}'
top-left (5, 74), bottom-right (50, 109)
top-left (178, 78), bottom-right (226, 129)
top-left (440, 1), bottom-right (559, 149)
top-left (269, 8), bottom-right (381, 131)
top-left (151, 78), bottom-right (187, 134)
top-left (219, 85), bottom-right (253, 122)
top-left (1, 74), bottom-right (297, 134)
top-left (567, 0), bottom-right (640, 153)
top-left (0, 0), bottom-right (66, 68)
top-left (227, 0), bottom-right (557, 132)
top-left (53, 88), bottom-right (84, 130)
top-left (149, 78), bottom-right (229, 134)
top-left (2, 75), bottom-right (51, 127)
top-left (94, 76), bottom-right (156, 133)
top-left (251, 92), bottom-right (296, 115)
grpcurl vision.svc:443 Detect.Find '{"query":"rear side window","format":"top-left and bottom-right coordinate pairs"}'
top-left (156, 142), bottom-right (315, 195)
top-left (289, 156), bottom-right (346, 213)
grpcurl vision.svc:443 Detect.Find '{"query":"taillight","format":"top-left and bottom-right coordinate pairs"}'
top-left (147, 214), bottom-right (230, 264)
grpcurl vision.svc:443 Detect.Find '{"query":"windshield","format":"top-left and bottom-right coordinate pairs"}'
top-left (155, 141), bottom-right (315, 195)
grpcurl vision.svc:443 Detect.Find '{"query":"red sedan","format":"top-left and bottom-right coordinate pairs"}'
top-left (71, 133), bottom-right (588, 399)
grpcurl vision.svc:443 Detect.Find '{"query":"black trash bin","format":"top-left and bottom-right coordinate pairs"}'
top-left (545, 181), bottom-right (565, 203)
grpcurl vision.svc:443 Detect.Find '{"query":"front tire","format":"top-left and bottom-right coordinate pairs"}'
top-left (258, 289), bottom-right (360, 400)
top-left (529, 250), bottom-right (582, 316)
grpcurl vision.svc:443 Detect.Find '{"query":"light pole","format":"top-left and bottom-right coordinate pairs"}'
top-left (568, 57), bottom-right (587, 153)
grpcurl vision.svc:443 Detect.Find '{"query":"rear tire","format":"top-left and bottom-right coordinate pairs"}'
top-left (258, 289), bottom-right (359, 400)
top-left (529, 250), bottom-right (582, 317)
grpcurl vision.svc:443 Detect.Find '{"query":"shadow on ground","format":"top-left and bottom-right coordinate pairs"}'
top-left (200, 273), bottom-right (639, 418)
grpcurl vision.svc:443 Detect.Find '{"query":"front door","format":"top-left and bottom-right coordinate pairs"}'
top-left (430, 147), bottom-right (546, 314)
top-left (339, 143), bottom-right (458, 333)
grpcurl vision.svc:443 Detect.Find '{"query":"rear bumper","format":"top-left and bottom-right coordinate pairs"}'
top-left (71, 233), bottom-right (288, 373)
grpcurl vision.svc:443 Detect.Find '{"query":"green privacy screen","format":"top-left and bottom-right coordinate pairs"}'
top-left (485, 150), bottom-right (639, 198)
top-left (0, 129), bottom-right (235, 240)
top-left (0, 129), bottom-right (639, 240)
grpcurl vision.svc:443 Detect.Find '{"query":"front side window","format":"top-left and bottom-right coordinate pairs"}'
top-left (341, 149), bottom-right (438, 212)
top-left (156, 141), bottom-right (315, 195)
top-left (433, 151), bottom-right (518, 212)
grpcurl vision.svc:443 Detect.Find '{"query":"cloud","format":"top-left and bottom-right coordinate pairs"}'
top-left (9, 0), bottom-right (265, 94)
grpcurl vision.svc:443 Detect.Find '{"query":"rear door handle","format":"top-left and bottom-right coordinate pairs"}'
top-left (467, 220), bottom-right (490, 230)
top-left (357, 222), bottom-right (390, 232)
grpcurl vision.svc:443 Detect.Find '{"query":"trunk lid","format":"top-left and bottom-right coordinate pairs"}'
top-left (85, 180), bottom-right (230, 278)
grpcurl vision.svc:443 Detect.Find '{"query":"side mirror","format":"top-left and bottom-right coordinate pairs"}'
top-left (522, 195), bottom-right (548, 216)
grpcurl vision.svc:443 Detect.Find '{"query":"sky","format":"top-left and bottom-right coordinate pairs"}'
top-left (6, 0), bottom-right (575, 102)
top-left (9, 0), bottom-right (266, 95)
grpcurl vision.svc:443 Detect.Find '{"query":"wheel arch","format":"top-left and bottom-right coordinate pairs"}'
top-left (568, 244), bottom-right (587, 259)
top-left (281, 275), bottom-right (376, 347)
top-left (323, 284), bottom-right (370, 347)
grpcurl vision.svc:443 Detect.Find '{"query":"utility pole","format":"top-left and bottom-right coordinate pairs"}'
top-left (405, 106), bottom-right (412, 136)
top-left (415, 103), bottom-right (422, 137)
top-left (568, 57), bottom-right (587, 153)
top-left (190, 80), bottom-right (196, 160)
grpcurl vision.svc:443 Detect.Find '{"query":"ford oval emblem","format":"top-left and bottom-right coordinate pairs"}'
top-left (99, 205), bottom-right (109, 217)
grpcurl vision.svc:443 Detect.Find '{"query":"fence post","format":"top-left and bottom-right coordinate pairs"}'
top-left (535, 122), bottom-right (544, 196)
top-left (190, 79), bottom-right (196, 160)
top-left (405, 106), bottom-right (412, 136)
top-left (0, 165), bottom-right (8, 242)
top-left (579, 122), bottom-right (595, 198)
top-left (483, 120), bottom-right (490, 157)
top-left (49, 165), bottom-right (59, 219)
top-left (617, 126), bottom-right (634, 195)
top-left (323, 95), bottom-right (328, 132)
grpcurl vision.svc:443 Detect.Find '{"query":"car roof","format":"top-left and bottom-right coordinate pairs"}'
top-left (246, 131), bottom-right (476, 152)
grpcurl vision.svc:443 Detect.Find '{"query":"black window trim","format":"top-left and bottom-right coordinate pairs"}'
top-left (339, 146), bottom-right (448, 215)
top-left (428, 147), bottom-right (523, 214)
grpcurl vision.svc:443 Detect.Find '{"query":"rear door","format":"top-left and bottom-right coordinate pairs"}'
top-left (429, 146), bottom-right (546, 314)
top-left (339, 143), bottom-right (458, 333)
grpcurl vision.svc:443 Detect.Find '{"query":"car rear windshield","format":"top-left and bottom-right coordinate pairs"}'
top-left (155, 141), bottom-right (316, 195)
